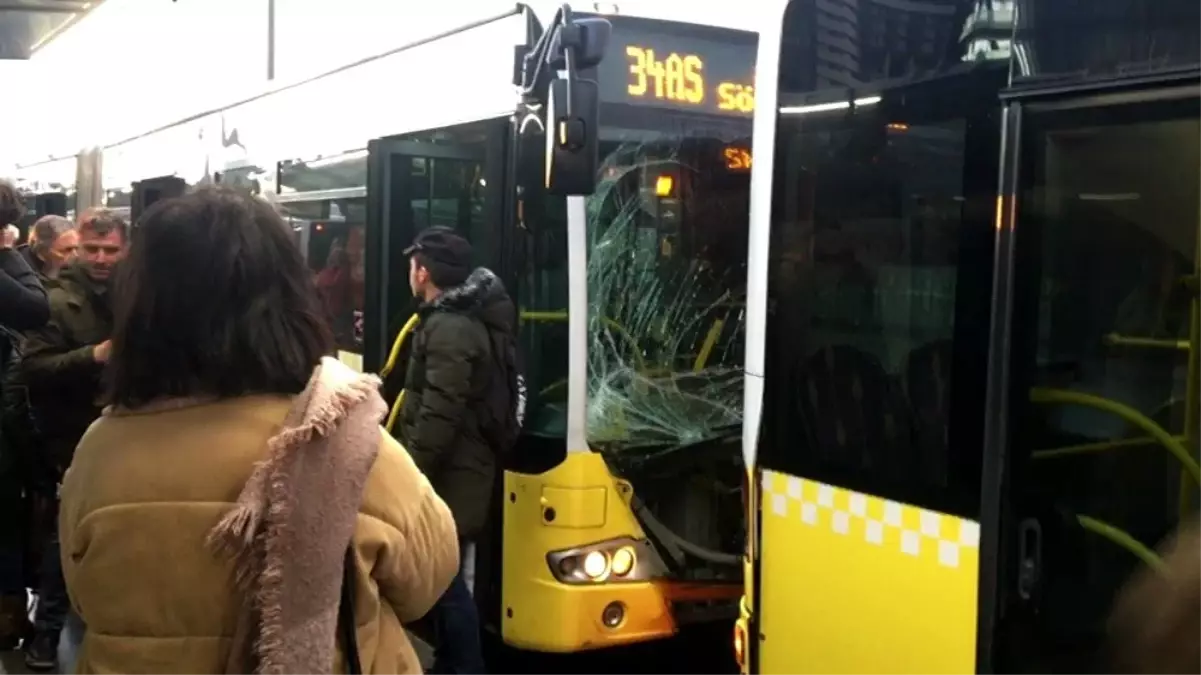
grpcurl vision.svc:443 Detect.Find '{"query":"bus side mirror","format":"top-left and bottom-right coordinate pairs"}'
top-left (517, 8), bottom-right (610, 196)
top-left (546, 17), bottom-right (611, 71)
top-left (543, 16), bottom-right (609, 196)
top-left (545, 76), bottom-right (600, 196)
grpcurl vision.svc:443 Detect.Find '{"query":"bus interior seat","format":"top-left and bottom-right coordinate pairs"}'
top-left (791, 344), bottom-right (914, 477)
top-left (902, 339), bottom-right (954, 488)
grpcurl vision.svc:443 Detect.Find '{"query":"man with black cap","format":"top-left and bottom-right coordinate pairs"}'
top-left (400, 226), bottom-right (517, 674)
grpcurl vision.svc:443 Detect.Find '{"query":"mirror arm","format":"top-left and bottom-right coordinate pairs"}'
top-left (520, 4), bottom-right (586, 107)
top-left (558, 5), bottom-right (585, 118)
top-left (520, 7), bottom-right (564, 96)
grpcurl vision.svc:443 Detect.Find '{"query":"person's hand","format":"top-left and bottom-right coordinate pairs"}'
top-left (93, 340), bottom-right (112, 363)
top-left (0, 225), bottom-right (18, 250)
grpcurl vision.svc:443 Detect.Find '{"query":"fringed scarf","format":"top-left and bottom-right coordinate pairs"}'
top-left (207, 357), bottom-right (386, 673)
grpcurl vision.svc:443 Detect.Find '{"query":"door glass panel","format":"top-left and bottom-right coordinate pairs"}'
top-left (1002, 93), bottom-right (1200, 672)
top-left (513, 129), bottom-right (570, 441)
top-left (366, 119), bottom-right (500, 384)
top-left (381, 153), bottom-right (486, 340)
top-left (405, 156), bottom-right (487, 240)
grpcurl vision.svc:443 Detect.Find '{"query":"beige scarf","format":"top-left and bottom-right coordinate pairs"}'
top-left (207, 357), bottom-right (386, 674)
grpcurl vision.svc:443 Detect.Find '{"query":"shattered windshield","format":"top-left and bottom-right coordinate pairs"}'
top-left (584, 120), bottom-right (751, 465)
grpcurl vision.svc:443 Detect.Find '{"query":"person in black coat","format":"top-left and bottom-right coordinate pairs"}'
top-left (0, 183), bottom-right (48, 331)
top-left (0, 179), bottom-right (48, 650)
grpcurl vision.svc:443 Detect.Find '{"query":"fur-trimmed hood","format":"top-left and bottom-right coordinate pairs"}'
top-left (422, 266), bottom-right (515, 334)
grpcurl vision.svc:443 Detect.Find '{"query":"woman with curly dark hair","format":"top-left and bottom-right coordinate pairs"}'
top-left (58, 185), bottom-right (458, 673)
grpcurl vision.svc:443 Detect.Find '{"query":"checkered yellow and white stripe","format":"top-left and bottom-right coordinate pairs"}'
top-left (762, 472), bottom-right (980, 568)
top-left (756, 469), bottom-right (980, 674)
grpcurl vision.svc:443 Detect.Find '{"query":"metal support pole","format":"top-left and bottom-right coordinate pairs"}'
top-left (266, 0), bottom-right (276, 80)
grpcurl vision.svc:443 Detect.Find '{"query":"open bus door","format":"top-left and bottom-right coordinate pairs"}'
top-left (980, 83), bottom-right (1200, 674)
top-left (361, 115), bottom-right (513, 633)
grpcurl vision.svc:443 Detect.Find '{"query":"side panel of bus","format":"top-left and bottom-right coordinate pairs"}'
top-left (758, 472), bottom-right (980, 673)
top-left (749, 0), bottom-right (1007, 670)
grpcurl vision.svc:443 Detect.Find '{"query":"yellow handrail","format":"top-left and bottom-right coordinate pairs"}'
top-left (1029, 387), bottom-right (1201, 486)
top-left (381, 314), bottom-right (421, 380)
top-left (694, 318), bottom-right (725, 372)
top-left (520, 310), bottom-right (648, 373)
top-left (1032, 435), bottom-right (1188, 460)
top-left (1076, 514), bottom-right (1166, 574)
top-left (382, 314), bottom-right (421, 434)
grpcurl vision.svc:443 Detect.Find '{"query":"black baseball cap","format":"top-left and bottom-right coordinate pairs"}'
top-left (404, 226), bottom-right (472, 286)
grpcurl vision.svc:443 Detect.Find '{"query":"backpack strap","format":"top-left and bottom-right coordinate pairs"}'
top-left (338, 546), bottom-right (363, 674)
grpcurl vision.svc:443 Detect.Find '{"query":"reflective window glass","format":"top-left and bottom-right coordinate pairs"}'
top-left (280, 197), bottom-right (367, 353)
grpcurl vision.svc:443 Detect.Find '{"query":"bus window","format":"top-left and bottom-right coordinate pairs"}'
top-left (277, 151), bottom-right (370, 354)
top-left (586, 123), bottom-right (749, 450)
top-left (280, 198), bottom-right (367, 353)
top-left (761, 72), bottom-right (1004, 517)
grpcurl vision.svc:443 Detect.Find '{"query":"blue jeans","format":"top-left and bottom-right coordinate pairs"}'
top-left (429, 541), bottom-right (485, 674)
top-left (33, 524), bottom-right (68, 635)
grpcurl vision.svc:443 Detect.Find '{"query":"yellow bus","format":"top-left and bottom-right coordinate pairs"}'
top-left (738, 0), bottom-right (1199, 671)
top-left (361, 6), bottom-right (759, 657)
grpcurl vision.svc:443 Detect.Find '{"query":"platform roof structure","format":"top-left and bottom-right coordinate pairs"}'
top-left (0, 0), bottom-right (100, 59)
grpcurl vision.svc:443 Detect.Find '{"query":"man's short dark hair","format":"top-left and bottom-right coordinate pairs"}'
top-left (105, 185), bottom-right (334, 408)
top-left (78, 207), bottom-right (128, 242)
top-left (0, 180), bottom-right (26, 226)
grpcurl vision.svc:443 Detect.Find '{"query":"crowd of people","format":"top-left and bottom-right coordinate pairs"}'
top-left (0, 178), bottom-right (511, 674)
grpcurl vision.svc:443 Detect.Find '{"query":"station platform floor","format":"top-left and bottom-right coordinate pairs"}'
top-left (0, 622), bottom-right (435, 674)
top-left (0, 596), bottom-right (733, 674)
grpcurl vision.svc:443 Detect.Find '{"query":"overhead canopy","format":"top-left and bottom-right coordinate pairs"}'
top-left (0, 0), bottom-right (99, 59)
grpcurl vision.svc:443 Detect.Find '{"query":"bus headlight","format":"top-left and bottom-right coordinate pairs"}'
top-left (611, 546), bottom-right (635, 576)
top-left (583, 550), bottom-right (610, 580)
top-left (547, 538), bottom-right (662, 585)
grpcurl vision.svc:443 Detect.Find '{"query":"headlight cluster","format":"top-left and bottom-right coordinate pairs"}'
top-left (546, 537), bottom-right (661, 584)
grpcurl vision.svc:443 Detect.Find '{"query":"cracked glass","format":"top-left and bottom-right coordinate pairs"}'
top-left (584, 120), bottom-right (751, 471)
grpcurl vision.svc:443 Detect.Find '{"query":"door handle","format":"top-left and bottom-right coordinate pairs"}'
top-left (1016, 517), bottom-right (1042, 601)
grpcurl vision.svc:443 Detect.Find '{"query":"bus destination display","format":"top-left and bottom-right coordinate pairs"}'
top-left (593, 18), bottom-right (757, 116)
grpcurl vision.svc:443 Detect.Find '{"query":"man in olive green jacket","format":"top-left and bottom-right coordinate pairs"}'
top-left (19, 209), bottom-right (126, 671)
top-left (399, 227), bottom-right (516, 675)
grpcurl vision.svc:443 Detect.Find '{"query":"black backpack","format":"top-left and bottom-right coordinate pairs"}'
top-left (478, 321), bottom-right (526, 458)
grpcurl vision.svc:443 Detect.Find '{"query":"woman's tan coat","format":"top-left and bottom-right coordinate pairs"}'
top-left (58, 395), bottom-right (459, 674)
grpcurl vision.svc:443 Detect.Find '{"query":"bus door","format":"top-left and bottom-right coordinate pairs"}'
top-left (362, 116), bottom-right (512, 379)
top-left (982, 84), bottom-right (1200, 673)
top-left (362, 116), bottom-right (514, 633)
